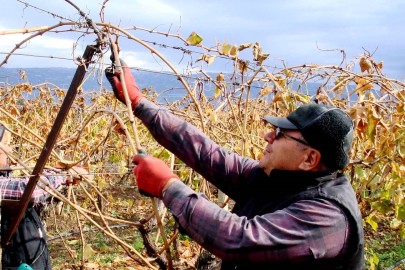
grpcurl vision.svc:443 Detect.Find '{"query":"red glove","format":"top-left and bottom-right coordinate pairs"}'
top-left (133, 150), bottom-right (179, 198)
top-left (105, 59), bottom-right (144, 108)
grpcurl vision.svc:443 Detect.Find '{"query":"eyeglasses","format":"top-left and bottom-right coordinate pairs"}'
top-left (275, 127), bottom-right (310, 146)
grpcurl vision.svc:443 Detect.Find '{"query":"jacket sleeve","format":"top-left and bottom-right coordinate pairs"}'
top-left (163, 180), bottom-right (349, 264)
top-left (0, 171), bottom-right (65, 205)
top-left (134, 98), bottom-right (259, 200)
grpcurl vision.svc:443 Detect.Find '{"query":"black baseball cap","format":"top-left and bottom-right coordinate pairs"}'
top-left (264, 104), bottom-right (354, 171)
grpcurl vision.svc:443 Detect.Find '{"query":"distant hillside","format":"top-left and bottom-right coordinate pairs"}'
top-left (0, 67), bottom-right (321, 102)
top-left (0, 67), bottom-right (221, 102)
top-left (0, 67), bottom-right (189, 91)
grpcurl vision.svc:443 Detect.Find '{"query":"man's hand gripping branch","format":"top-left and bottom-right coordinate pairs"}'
top-left (105, 58), bottom-right (144, 108)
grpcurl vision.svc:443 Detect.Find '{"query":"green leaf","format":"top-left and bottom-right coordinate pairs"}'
top-left (167, 217), bottom-right (175, 226)
top-left (371, 199), bottom-right (393, 214)
top-left (109, 153), bottom-right (120, 163)
top-left (354, 166), bottom-right (367, 182)
top-left (162, 149), bottom-right (171, 160)
top-left (186, 31), bottom-right (203, 45)
top-left (381, 189), bottom-right (391, 200)
top-left (396, 204), bottom-right (405, 220)
top-left (368, 175), bottom-right (379, 193)
top-left (99, 117), bottom-right (107, 126)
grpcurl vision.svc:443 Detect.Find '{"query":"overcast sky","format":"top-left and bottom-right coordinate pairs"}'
top-left (1, 0), bottom-right (405, 80)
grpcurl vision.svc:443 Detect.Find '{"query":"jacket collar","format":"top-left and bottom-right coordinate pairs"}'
top-left (256, 169), bottom-right (338, 198)
top-left (269, 169), bottom-right (337, 184)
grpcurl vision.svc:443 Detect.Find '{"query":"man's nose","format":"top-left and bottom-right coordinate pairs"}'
top-left (264, 131), bottom-right (276, 143)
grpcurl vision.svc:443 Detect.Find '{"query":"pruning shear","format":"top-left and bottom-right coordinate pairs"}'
top-left (108, 44), bottom-right (121, 76)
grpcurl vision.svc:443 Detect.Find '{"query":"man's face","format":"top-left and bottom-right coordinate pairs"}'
top-left (259, 127), bottom-right (308, 176)
top-left (0, 131), bottom-right (12, 168)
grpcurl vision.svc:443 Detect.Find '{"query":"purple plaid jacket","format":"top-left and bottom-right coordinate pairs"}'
top-left (135, 99), bottom-right (350, 264)
top-left (0, 171), bottom-right (65, 205)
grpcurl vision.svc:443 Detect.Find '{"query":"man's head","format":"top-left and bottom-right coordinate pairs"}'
top-left (0, 124), bottom-right (12, 168)
top-left (259, 104), bottom-right (354, 175)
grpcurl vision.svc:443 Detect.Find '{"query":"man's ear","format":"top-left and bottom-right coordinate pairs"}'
top-left (298, 148), bottom-right (322, 171)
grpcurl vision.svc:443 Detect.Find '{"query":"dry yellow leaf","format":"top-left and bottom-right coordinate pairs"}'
top-left (84, 125), bottom-right (92, 134)
top-left (230, 44), bottom-right (239, 56)
top-left (283, 69), bottom-right (294, 78)
top-left (66, 239), bottom-right (79, 245)
top-left (390, 219), bottom-right (403, 231)
top-left (252, 42), bottom-right (269, 65)
top-left (116, 140), bottom-right (124, 149)
top-left (214, 88), bottom-right (221, 100)
top-left (359, 57), bottom-right (372, 73)
top-left (397, 103), bottom-right (404, 115)
top-left (138, 200), bottom-right (146, 206)
top-left (366, 106), bottom-right (380, 143)
top-left (238, 43), bottom-right (253, 51)
top-left (19, 70), bottom-right (27, 80)
top-left (216, 72), bottom-right (225, 82)
top-left (181, 249), bottom-right (192, 258)
top-left (355, 78), bottom-right (374, 94)
top-left (196, 53), bottom-right (216, 66)
top-left (253, 112), bottom-right (260, 122)
top-left (10, 106), bottom-right (20, 117)
top-left (83, 262), bottom-right (99, 269)
top-left (315, 94), bottom-right (328, 102)
top-left (294, 93), bottom-right (311, 104)
top-left (98, 178), bottom-right (106, 189)
top-left (274, 76), bottom-right (286, 87)
top-left (57, 160), bottom-right (77, 169)
top-left (273, 92), bottom-right (283, 103)
top-left (260, 86), bottom-right (273, 96)
top-left (83, 244), bottom-right (95, 260)
top-left (238, 61), bottom-right (248, 72)
top-left (210, 112), bottom-right (218, 122)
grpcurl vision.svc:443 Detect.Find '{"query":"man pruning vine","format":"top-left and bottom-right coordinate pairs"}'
top-left (107, 59), bottom-right (365, 269)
